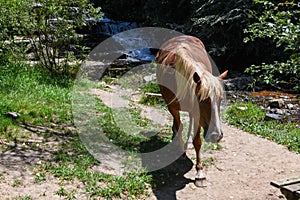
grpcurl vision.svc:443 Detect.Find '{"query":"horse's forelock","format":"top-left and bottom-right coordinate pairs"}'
top-left (196, 70), bottom-right (223, 101)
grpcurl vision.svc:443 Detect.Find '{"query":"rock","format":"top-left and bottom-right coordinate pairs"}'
top-left (275, 109), bottom-right (284, 115)
top-left (6, 112), bottom-right (21, 119)
top-left (237, 106), bottom-right (247, 111)
top-left (144, 73), bottom-right (156, 82)
top-left (268, 99), bottom-right (285, 109)
top-left (286, 103), bottom-right (294, 110)
top-left (279, 95), bottom-right (290, 100)
top-left (265, 96), bottom-right (274, 101)
top-left (265, 113), bottom-right (283, 121)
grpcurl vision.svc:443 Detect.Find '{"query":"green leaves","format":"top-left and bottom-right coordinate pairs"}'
top-left (0, 0), bottom-right (103, 74)
top-left (244, 0), bottom-right (299, 91)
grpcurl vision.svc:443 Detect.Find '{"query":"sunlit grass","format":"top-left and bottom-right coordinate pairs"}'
top-left (225, 102), bottom-right (300, 153)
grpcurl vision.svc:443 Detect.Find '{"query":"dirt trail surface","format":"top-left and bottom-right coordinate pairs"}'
top-left (0, 84), bottom-right (299, 199)
top-left (146, 125), bottom-right (300, 200)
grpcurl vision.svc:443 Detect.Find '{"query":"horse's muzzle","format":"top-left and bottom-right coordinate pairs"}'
top-left (205, 131), bottom-right (223, 143)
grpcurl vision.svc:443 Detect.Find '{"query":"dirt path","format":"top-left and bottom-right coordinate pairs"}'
top-left (96, 85), bottom-right (300, 200)
top-left (146, 124), bottom-right (300, 200)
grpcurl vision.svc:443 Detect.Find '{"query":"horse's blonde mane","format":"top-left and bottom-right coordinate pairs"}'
top-left (174, 45), bottom-right (223, 104)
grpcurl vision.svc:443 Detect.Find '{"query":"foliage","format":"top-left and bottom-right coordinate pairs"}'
top-left (186, 0), bottom-right (270, 70)
top-left (0, 62), bottom-right (152, 198)
top-left (225, 102), bottom-right (300, 153)
top-left (244, 0), bottom-right (300, 92)
top-left (0, 0), bottom-right (102, 74)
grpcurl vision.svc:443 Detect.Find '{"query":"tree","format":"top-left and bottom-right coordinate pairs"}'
top-left (0, 0), bottom-right (102, 74)
top-left (244, 0), bottom-right (299, 92)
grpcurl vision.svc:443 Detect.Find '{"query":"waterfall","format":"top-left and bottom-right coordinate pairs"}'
top-left (85, 17), bottom-right (140, 36)
top-left (85, 16), bottom-right (155, 62)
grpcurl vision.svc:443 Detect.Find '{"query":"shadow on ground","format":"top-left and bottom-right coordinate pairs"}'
top-left (0, 122), bottom-right (74, 171)
top-left (140, 134), bottom-right (194, 200)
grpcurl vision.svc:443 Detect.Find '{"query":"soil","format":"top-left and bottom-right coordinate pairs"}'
top-left (0, 84), bottom-right (299, 200)
top-left (146, 124), bottom-right (300, 200)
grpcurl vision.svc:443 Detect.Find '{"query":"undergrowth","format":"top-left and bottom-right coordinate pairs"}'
top-left (225, 102), bottom-right (300, 153)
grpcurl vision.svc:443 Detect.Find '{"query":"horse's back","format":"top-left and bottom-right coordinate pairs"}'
top-left (155, 35), bottom-right (212, 72)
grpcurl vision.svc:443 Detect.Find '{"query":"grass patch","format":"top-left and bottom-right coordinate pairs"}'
top-left (0, 63), bottom-right (73, 138)
top-left (12, 179), bottom-right (22, 187)
top-left (0, 62), bottom-right (152, 199)
top-left (139, 82), bottom-right (166, 107)
top-left (15, 195), bottom-right (33, 200)
top-left (36, 135), bottom-right (151, 199)
top-left (96, 100), bottom-right (149, 152)
top-left (225, 102), bottom-right (300, 153)
top-left (55, 187), bottom-right (76, 199)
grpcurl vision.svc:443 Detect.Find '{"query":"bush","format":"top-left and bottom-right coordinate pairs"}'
top-left (244, 0), bottom-right (300, 92)
top-left (0, 0), bottom-right (102, 74)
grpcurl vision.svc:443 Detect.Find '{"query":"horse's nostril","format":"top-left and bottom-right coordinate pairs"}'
top-left (217, 132), bottom-right (223, 142)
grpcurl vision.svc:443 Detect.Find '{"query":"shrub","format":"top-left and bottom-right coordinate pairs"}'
top-left (0, 0), bottom-right (102, 74)
top-left (244, 0), bottom-right (299, 92)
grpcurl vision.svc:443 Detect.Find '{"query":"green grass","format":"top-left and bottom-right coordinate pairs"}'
top-left (15, 195), bottom-right (33, 200)
top-left (0, 62), bottom-right (152, 199)
top-left (225, 102), bottom-right (300, 153)
top-left (12, 179), bottom-right (22, 187)
top-left (0, 63), bottom-right (73, 137)
top-left (139, 82), bottom-right (166, 106)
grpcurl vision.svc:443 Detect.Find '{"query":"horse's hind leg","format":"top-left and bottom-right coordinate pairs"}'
top-left (193, 123), bottom-right (206, 187)
top-left (168, 106), bottom-right (185, 155)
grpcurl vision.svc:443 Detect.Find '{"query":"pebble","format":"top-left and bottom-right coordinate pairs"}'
top-left (279, 95), bottom-right (290, 99)
top-left (275, 109), bottom-right (284, 115)
top-left (286, 103), bottom-right (294, 110)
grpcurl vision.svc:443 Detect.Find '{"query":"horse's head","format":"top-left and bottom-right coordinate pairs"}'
top-left (193, 70), bottom-right (228, 143)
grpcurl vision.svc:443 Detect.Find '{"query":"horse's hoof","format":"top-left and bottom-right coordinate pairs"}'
top-left (195, 178), bottom-right (207, 187)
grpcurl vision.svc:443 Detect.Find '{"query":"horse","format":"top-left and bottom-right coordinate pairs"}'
top-left (155, 35), bottom-right (228, 187)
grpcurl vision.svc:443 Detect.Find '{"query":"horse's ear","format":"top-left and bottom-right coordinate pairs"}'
top-left (219, 70), bottom-right (228, 79)
top-left (193, 72), bottom-right (201, 85)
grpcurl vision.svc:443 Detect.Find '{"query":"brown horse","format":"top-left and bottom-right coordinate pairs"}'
top-left (156, 35), bottom-right (227, 187)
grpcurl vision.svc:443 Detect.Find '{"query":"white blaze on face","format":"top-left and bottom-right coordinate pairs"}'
top-left (205, 95), bottom-right (222, 143)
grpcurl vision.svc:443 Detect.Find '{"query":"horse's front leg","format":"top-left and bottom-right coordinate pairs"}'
top-left (193, 124), bottom-right (206, 187)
